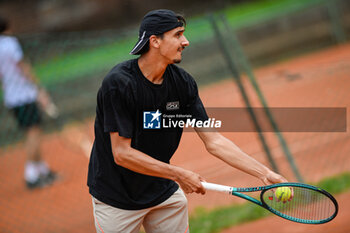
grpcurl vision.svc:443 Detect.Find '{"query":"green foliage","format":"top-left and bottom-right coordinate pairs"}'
top-left (34, 38), bottom-right (134, 85)
top-left (190, 204), bottom-right (269, 233)
top-left (223, 0), bottom-right (325, 29)
top-left (31, 0), bottom-right (327, 87)
top-left (317, 172), bottom-right (350, 194)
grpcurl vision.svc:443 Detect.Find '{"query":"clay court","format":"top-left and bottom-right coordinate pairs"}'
top-left (0, 43), bottom-right (349, 233)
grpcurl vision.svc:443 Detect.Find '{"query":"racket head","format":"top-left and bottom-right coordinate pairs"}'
top-left (260, 183), bottom-right (338, 224)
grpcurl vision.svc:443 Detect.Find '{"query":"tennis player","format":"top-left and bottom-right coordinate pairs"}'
top-left (0, 17), bottom-right (56, 189)
top-left (87, 9), bottom-right (287, 233)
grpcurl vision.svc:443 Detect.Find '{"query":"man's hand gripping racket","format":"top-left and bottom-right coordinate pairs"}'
top-left (202, 182), bottom-right (338, 224)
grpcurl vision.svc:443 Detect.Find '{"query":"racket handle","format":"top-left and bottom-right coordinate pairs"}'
top-left (201, 182), bottom-right (233, 194)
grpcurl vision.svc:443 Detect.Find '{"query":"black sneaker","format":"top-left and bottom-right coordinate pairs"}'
top-left (26, 178), bottom-right (46, 189)
top-left (42, 171), bottom-right (58, 185)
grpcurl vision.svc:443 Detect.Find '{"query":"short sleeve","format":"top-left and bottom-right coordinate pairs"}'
top-left (102, 88), bottom-right (134, 138)
top-left (7, 37), bottom-right (23, 62)
top-left (186, 75), bottom-right (209, 121)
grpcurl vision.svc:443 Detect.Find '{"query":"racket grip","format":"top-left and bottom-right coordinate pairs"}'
top-left (201, 182), bottom-right (233, 194)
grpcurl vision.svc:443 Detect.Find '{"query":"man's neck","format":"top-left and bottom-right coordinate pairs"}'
top-left (138, 54), bottom-right (169, 84)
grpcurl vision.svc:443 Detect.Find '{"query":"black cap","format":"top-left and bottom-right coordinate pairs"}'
top-left (130, 9), bottom-right (184, 55)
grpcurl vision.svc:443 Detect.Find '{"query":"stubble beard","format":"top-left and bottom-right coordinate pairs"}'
top-left (173, 46), bottom-right (185, 64)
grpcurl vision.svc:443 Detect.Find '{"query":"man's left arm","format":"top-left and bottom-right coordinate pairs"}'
top-left (17, 59), bottom-right (40, 84)
top-left (18, 59), bottom-right (59, 117)
top-left (195, 129), bottom-right (287, 185)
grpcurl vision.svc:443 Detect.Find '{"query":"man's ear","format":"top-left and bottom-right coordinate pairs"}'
top-left (149, 35), bottom-right (161, 49)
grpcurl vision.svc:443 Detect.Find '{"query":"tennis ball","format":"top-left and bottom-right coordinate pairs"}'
top-left (275, 187), bottom-right (292, 202)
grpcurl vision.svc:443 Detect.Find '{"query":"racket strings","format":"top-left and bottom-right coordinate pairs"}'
top-left (262, 187), bottom-right (336, 221)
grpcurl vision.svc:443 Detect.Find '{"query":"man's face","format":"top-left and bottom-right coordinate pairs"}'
top-left (157, 26), bottom-right (189, 64)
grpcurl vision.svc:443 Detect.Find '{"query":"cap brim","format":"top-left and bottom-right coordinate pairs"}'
top-left (130, 33), bottom-right (149, 55)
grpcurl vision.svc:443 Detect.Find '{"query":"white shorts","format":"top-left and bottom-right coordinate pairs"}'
top-left (92, 188), bottom-right (189, 233)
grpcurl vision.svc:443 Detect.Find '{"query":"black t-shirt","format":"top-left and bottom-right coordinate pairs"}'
top-left (87, 59), bottom-right (208, 210)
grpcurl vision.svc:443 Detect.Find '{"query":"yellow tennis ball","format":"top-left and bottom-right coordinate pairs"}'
top-left (275, 187), bottom-right (291, 202)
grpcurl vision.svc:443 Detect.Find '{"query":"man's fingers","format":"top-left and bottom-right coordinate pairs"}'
top-left (198, 182), bottom-right (206, 194)
top-left (182, 183), bottom-right (206, 195)
top-left (184, 189), bottom-right (192, 194)
top-left (199, 176), bottom-right (207, 182)
top-left (195, 187), bottom-right (205, 194)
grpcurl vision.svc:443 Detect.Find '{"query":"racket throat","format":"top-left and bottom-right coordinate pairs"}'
top-left (232, 192), bottom-right (263, 206)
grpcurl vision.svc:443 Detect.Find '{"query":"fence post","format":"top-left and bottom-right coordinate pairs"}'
top-left (219, 14), bottom-right (304, 182)
top-left (326, 0), bottom-right (347, 43)
top-left (209, 14), bottom-right (280, 173)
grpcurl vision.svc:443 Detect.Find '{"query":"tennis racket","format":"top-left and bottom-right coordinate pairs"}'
top-left (202, 182), bottom-right (338, 224)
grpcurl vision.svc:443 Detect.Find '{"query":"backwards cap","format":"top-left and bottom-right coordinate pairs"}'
top-left (130, 9), bottom-right (183, 55)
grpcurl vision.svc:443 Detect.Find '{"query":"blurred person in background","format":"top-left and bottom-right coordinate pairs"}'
top-left (0, 16), bottom-right (57, 189)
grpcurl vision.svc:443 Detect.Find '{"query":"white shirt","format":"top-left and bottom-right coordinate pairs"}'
top-left (0, 35), bottom-right (38, 108)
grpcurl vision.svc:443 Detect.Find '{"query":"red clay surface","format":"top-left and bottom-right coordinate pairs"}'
top-left (1, 43), bottom-right (350, 233)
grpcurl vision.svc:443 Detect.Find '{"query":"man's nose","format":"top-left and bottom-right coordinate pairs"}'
top-left (181, 36), bottom-right (189, 47)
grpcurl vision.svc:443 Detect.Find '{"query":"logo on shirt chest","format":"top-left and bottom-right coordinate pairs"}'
top-left (166, 101), bottom-right (180, 111)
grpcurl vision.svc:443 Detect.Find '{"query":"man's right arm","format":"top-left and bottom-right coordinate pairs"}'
top-left (110, 132), bottom-right (206, 194)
